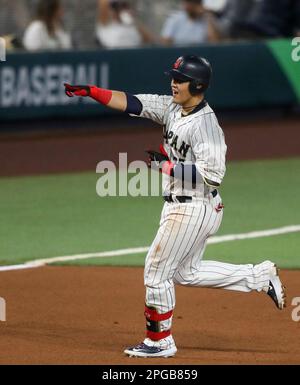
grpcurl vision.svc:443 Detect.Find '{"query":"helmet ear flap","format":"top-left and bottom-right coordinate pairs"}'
top-left (189, 80), bottom-right (203, 96)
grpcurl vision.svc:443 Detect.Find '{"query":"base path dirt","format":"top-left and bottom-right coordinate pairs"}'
top-left (0, 266), bottom-right (299, 365)
top-left (0, 115), bottom-right (300, 176)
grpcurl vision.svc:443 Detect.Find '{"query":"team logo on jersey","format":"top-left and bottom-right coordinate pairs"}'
top-left (173, 57), bottom-right (183, 69)
top-left (163, 128), bottom-right (191, 159)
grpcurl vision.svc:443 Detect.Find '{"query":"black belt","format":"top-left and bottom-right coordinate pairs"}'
top-left (164, 189), bottom-right (218, 203)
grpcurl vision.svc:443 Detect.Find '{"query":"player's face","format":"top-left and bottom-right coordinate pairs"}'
top-left (171, 78), bottom-right (193, 105)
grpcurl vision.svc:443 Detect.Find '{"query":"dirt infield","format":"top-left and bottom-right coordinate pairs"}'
top-left (0, 114), bottom-right (300, 176)
top-left (0, 266), bottom-right (299, 365)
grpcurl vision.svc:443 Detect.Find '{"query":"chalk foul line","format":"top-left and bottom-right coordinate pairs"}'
top-left (0, 225), bottom-right (299, 272)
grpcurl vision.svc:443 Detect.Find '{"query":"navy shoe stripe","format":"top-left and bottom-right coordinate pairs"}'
top-left (127, 343), bottom-right (163, 354)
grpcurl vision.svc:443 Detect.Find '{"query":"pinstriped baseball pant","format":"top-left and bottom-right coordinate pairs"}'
top-left (144, 194), bottom-right (272, 331)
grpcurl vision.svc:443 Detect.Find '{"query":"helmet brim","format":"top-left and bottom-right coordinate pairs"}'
top-left (164, 69), bottom-right (192, 82)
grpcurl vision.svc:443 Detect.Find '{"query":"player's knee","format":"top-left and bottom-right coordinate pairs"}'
top-left (144, 275), bottom-right (156, 287)
top-left (144, 274), bottom-right (174, 287)
top-left (144, 271), bottom-right (162, 286)
top-left (173, 273), bottom-right (180, 285)
top-left (173, 271), bottom-right (189, 285)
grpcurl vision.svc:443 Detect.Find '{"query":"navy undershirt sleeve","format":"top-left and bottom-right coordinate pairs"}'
top-left (125, 93), bottom-right (143, 115)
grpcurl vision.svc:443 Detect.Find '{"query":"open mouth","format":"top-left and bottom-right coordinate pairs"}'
top-left (172, 89), bottom-right (179, 96)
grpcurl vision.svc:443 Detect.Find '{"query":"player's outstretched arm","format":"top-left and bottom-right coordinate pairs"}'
top-left (64, 84), bottom-right (143, 115)
top-left (64, 83), bottom-right (128, 112)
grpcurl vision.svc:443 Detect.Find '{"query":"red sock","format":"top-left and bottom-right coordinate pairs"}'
top-left (144, 306), bottom-right (173, 341)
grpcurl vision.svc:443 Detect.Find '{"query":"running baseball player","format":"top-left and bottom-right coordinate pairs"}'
top-left (64, 55), bottom-right (286, 358)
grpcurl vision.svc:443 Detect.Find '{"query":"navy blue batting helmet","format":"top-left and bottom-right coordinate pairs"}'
top-left (166, 55), bottom-right (212, 95)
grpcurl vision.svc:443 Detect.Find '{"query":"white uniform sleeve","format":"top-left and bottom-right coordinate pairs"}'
top-left (191, 113), bottom-right (227, 185)
top-left (132, 94), bottom-right (173, 125)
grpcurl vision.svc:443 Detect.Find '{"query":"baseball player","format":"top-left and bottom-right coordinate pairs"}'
top-left (64, 55), bottom-right (286, 358)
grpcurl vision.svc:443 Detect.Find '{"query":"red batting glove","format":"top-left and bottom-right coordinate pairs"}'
top-left (161, 160), bottom-right (174, 176)
top-left (64, 83), bottom-right (91, 97)
top-left (146, 147), bottom-right (175, 176)
top-left (159, 144), bottom-right (169, 157)
top-left (64, 83), bottom-right (113, 105)
top-left (159, 144), bottom-right (174, 176)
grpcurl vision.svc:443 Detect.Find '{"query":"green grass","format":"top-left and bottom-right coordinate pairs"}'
top-left (0, 173), bottom-right (162, 264)
top-left (52, 232), bottom-right (300, 269)
top-left (0, 158), bottom-right (300, 268)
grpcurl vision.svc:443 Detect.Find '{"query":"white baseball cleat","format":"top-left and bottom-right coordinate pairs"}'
top-left (124, 336), bottom-right (177, 358)
top-left (265, 264), bottom-right (286, 310)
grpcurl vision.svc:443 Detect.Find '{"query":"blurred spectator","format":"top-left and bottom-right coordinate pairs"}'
top-left (160, 0), bottom-right (220, 45)
top-left (215, 0), bottom-right (256, 39)
top-left (0, 0), bottom-right (31, 51)
top-left (96, 0), bottom-right (155, 48)
top-left (23, 0), bottom-right (72, 51)
top-left (0, 34), bottom-right (23, 51)
top-left (202, 0), bottom-right (227, 13)
top-left (245, 0), bottom-right (300, 38)
top-left (0, 0), bottom-right (30, 36)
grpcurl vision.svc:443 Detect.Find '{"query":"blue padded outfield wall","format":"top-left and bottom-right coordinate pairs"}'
top-left (0, 39), bottom-right (299, 120)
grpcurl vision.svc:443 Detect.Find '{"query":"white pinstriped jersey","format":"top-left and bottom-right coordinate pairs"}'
top-left (133, 94), bottom-right (227, 198)
top-left (128, 94), bottom-right (276, 348)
